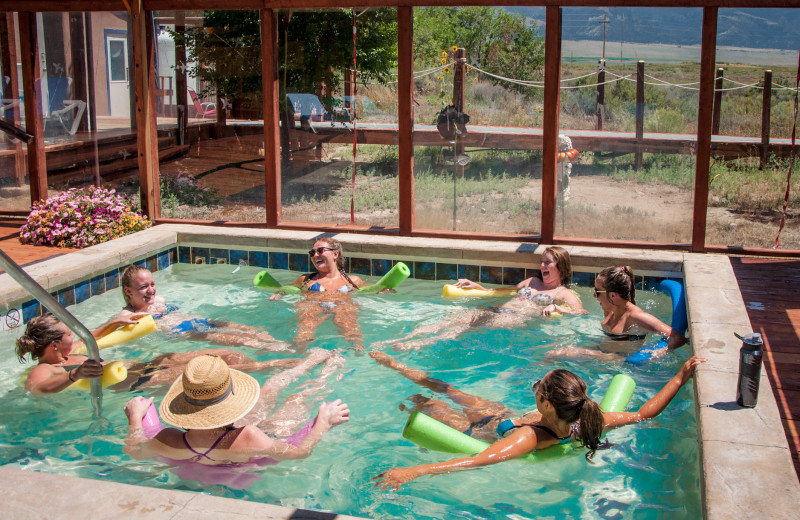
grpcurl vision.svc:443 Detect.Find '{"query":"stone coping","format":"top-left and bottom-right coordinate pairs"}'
top-left (1, 224), bottom-right (798, 519)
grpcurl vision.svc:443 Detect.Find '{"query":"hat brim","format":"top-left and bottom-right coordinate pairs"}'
top-left (159, 368), bottom-right (260, 430)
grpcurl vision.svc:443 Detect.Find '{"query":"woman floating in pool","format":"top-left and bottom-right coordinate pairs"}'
top-left (117, 265), bottom-right (289, 351)
top-left (270, 237), bottom-right (368, 351)
top-left (370, 351), bottom-right (706, 490)
top-left (549, 265), bottom-right (687, 359)
top-left (16, 313), bottom-right (136, 395)
top-left (373, 247), bottom-right (586, 351)
top-left (123, 351), bottom-right (349, 489)
top-left (15, 313), bottom-right (304, 395)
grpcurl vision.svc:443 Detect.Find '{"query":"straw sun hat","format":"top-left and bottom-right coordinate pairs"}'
top-left (159, 354), bottom-right (260, 430)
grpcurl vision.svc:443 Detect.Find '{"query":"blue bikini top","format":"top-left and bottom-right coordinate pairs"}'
top-left (307, 282), bottom-right (353, 293)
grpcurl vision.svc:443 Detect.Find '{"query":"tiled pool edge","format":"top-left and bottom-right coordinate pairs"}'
top-left (1, 224), bottom-right (798, 519)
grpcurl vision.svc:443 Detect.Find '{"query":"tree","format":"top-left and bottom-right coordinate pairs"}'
top-left (414, 7), bottom-right (545, 96)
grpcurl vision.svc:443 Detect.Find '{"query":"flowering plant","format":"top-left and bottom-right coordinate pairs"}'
top-left (19, 185), bottom-right (152, 248)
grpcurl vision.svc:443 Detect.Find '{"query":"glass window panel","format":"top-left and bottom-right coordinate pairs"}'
top-left (278, 8), bottom-right (399, 227)
top-left (0, 13), bottom-right (30, 211)
top-left (413, 6), bottom-right (544, 235)
top-left (154, 9), bottom-right (266, 222)
top-left (707, 8), bottom-right (800, 250)
top-left (556, 7), bottom-right (698, 243)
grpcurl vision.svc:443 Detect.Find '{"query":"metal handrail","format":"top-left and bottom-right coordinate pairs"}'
top-left (0, 248), bottom-right (102, 417)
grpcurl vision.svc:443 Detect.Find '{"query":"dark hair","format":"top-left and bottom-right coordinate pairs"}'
top-left (598, 265), bottom-right (636, 304)
top-left (545, 246), bottom-right (572, 287)
top-left (120, 264), bottom-right (151, 305)
top-left (539, 369), bottom-right (605, 460)
top-left (15, 314), bottom-right (64, 362)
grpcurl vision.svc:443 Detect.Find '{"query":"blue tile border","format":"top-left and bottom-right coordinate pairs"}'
top-left (7, 243), bottom-right (672, 328)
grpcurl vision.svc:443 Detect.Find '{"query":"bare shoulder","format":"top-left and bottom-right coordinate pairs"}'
top-left (231, 425), bottom-right (273, 449)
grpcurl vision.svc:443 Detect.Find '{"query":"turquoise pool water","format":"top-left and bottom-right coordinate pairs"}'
top-left (0, 263), bottom-right (700, 519)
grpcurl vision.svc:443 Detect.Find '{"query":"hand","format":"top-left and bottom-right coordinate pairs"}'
top-left (541, 304), bottom-right (557, 317)
top-left (317, 399), bottom-right (350, 428)
top-left (454, 278), bottom-right (483, 290)
top-left (269, 293), bottom-right (282, 301)
top-left (373, 467), bottom-right (420, 491)
top-left (677, 355), bottom-right (707, 386)
top-left (74, 359), bottom-right (103, 380)
top-left (124, 396), bottom-right (154, 422)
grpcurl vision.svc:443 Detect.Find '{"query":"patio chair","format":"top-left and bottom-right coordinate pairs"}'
top-left (44, 77), bottom-right (86, 136)
top-left (188, 88), bottom-right (216, 119)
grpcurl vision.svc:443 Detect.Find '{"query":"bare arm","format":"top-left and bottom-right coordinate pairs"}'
top-left (26, 358), bottom-right (103, 395)
top-left (373, 426), bottom-right (539, 491)
top-left (631, 308), bottom-right (687, 350)
top-left (603, 355), bottom-right (706, 430)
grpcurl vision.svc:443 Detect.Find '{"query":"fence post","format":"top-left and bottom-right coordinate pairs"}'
top-left (596, 59), bottom-right (605, 131)
top-left (712, 67), bottom-right (723, 135)
top-left (635, 60), bottom-right (644, 170)
top-left (760, 69), bottom-right (772, 169)
top-left (451, 47), bottom-right (466, 230)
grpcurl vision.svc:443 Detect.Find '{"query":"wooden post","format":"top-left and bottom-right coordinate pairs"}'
top-left (451, 47), bottom-right (466, 230)
top-left (397, 6), bottom-right (414, 235)
top-left (691, 7), bottom-right (718, 253)
top-left (18, 12), bottom-right (47, 204)
top-left (174, 11), bottom-right (188, 146)
top-left (261, 9), bottom-right (281, 227)
top-left (131, 1), bottom-right (159, 219)
top-left (596, 59), bottom-right (605, 131)
top-left (541, 6), bottom-right (561, 243)
top-left (635, 60), bottom-right (644, 170)
top-left (712, 67), bottom-right (723, 135)
top-left (760, 69), bottom-right (772, 169)
top-left (84, 12), bottom-right (100, 185)
top-left (68, 13), bottom-right (89, 134)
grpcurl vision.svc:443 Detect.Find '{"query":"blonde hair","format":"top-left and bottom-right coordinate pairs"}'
top-left (15, 314), bottom-right (64, 362)
top-left (120, 264), bottom-right (151, 305)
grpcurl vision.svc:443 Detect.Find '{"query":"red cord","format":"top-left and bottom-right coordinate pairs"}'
top-left (774, 44), bottom-right (799, 249)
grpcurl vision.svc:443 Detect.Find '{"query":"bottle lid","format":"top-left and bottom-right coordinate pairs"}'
top-left (734, 332), bottom-right (763, 346)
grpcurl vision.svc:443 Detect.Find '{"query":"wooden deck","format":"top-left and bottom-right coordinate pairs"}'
top-left (730, 257), bottom-right (800, 479)
top-left (0, 221), bottom-right (797, 479)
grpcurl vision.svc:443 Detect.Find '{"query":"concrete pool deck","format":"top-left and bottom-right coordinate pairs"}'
top-left (1, 224), bottom-right (799, 519)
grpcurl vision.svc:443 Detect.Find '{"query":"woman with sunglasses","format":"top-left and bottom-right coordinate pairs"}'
top-left (371, 350), bottom-right (706, 490)
top-left (271, 237), bottom-right (367, 350)
top-left (373, 247), bottom-right (586, 351)
top-left (553, 265), bottom-right (687, 359)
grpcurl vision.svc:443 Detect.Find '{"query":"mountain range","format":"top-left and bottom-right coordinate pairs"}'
top-left (506, 7), bottom-right (800, 51)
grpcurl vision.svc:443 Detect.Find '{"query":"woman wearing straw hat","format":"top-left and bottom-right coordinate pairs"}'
top-left (123, 351), bottom-right (349, 481)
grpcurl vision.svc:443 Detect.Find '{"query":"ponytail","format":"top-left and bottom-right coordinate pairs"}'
top-left (15, 314), bottom-right (63, 362)
top-left (598, 265), bottom-right (636, 304)
top-left (576, 398), bottom-right (604, 461)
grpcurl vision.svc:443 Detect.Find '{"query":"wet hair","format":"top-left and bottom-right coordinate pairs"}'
top-left (120, 264), bottom-right (151, 305)
top-left (598, 265), bottom-right (636, 304)
top-left (15, 314), bottom-right (64, 362)
top-left (311, 237), bottom-right (358, 288)
top-left (538, 369), bottom-right (605, 461)
top-left (545, 246), bottom-right (572, 287)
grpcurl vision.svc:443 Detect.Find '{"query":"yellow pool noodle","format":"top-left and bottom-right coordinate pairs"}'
top-left (442, 284), bottom-right (519, 298)
top-left (72, 315), bottom-right (157, 354)
top-left (69, 361), bottom-right (128, 390)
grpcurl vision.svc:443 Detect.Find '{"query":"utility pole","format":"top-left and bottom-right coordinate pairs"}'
top-left (600, 15), bottom-right (609, 61)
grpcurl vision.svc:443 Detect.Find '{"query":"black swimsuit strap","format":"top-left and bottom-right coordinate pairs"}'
top-left (531, 424), bottom-right (571, 441)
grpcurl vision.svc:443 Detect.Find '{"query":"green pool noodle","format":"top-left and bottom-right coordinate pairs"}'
top-left (401, 373), bottom-right (635, 464)
top-left (359, 262), bottom-right (410, 293)
top-left (253, 270), bottom-right (301, 294)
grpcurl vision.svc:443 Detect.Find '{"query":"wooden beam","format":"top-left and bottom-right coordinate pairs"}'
top-left (397, 6), bottom-right (414, 235)
top-left (540, 6), bottom-right (561, 244)
top-left (17, 12), bottom-right (47, 204)
top-left (691, 6), bottom-right (717, 252)
top-left (131, 1), bottom-right (158, 218)
top-left (261, 8), bottom-right (281, 227)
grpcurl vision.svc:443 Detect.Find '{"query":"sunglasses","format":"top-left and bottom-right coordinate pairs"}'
top-left (531, 379), bottom-right (542, 394)
top-left (308, 247), bottom-right (335, 256)
top-left (593, 288), bottom-right (608, 298)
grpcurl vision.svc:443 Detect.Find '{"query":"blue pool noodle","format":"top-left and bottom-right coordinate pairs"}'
top-left (625, 279), bottom-right (687, 365)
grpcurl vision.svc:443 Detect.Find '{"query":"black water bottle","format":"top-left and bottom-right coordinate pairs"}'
top-left (735, 332), bottom-right (764, 408)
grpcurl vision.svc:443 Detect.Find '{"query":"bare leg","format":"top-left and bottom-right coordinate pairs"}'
top-left (546, 345), bottom-right (621, 361)
top-left (257, 351), bottom-right (345, 437)
top-left (331, 301), bottom-right (364, 350)
top-left (189, 330), bottom-right (292, 352)
top-left (236, 348), bottom-right (333, 427)
top-left (293, 300), bottom-right (328, 351)
top-left (370, 351), bottom-right (509, 418)
top-left (371, 310), bottom-right (479, 351)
